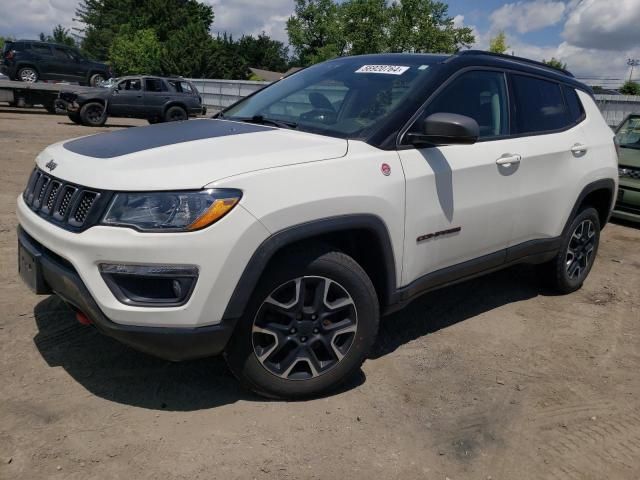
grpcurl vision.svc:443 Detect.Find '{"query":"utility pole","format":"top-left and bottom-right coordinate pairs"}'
top-left (628, 59), bottom-right (640, 82)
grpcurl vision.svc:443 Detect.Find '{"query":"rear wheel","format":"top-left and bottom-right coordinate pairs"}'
top-left (79, 102), bottom-right (107, 127)
top-left (17, 67), bottom-right (38, 83)
top-left (164, 106), bottom-right (187, 122)
top-left (225, 250), bottom-right (379, 399)
top-left (542, 207), bottom-right (600, 294)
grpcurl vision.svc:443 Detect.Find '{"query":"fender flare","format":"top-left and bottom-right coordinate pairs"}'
top-left (221, 214), bottom-right (398, 321)
top-left (562, 178), bottom-right (616, 236)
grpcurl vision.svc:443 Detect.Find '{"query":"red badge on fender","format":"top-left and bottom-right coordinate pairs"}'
top-left (381, 163), bottom-right (391, 176)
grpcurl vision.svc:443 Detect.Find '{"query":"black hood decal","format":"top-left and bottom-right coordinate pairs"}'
top-left (63, 119), bottom-right (273, 159)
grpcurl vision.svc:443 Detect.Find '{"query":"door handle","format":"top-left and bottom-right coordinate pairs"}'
top-left (496, 154), bottom-right (522, 167)
top-left (570, 143), bottom-right (588, 156)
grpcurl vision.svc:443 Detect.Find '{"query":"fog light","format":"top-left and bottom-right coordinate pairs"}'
top-left (99, 263), bottom-right (198, 307)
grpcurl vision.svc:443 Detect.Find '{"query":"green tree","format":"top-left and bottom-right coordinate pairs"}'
top-left (237, 33), bottom-right (289, 72)
top-left (286, 0), bottom-right (345, 66)
top-left (162, 23), bottom-right (218, 77)
top-left (620, 81), bottom-right (640, 95)
top-left (40, 25), bottom-right (76, 47)
top-left (488, 31), bottom-right (509, 54)
top-left (386, 0), bottom-right (474, 53)
top-left (340, 0), bottom-right (388, 56)
top-left (210, 33), bottom-right (250, 79)
top-left (76, 0), bottom-right (214, 60)
top-left (542, 57), bottom-right (567, 70)
top-left (109, 28), bottom-right (163, 75)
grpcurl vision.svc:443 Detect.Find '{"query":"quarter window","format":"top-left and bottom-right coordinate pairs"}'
top-left (563, 86), bottom-right (585, 124)
top-left (511, 75), bottom-right (569, 134)
top-left (415, 71), bottom-right (509, 139)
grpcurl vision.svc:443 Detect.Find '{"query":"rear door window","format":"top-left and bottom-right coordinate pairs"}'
top-left (145, 78), bottom-right (166, 92)
top-left (511, 75), bottom-right (570, 134)
top-left (52, 47), bottom-right (73, 60)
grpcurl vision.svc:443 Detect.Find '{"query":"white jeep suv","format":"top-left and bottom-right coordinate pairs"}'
top-left (17, 52), bottom-right (618, 399)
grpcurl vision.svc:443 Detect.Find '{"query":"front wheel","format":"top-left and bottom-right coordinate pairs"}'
top-left (225, 250), bottom-right (379, 399)
top-left (89, 73), bottom-right (106, 87)
top-left (542, 207), bottom-right (601, 294)
top-left (79, 102), bottom-right (107, 127)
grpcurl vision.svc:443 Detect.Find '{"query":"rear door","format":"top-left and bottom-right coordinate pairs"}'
top-left (143, 78), bottom-right (170, 117)
top-left (504, 75), bottom-right (589, 246)
top-left (109, 78), bottom-right (143, 116)
top-left (29, 44), bottom-right (55, 79)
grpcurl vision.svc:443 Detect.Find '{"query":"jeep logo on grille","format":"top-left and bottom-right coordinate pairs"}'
top-left (45, 160), bottom-right (58, 171)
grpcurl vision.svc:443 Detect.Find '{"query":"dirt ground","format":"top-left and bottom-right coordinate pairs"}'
top-left (0, 107), bottom-right (639, 480)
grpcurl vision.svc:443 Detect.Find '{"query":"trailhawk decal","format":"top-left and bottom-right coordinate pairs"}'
top-left (62, 119), bottom-right (272, 159)
top-left (355, 65), bottom-right (410, 75)
top-left (417, 227), bottom-right (462, 243)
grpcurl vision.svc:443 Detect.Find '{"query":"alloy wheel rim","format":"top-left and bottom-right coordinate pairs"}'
top-left (170, 110), bottom-right (186, 121)
top-left (565, 219), bottom-right (596, 280)
top-left (20, 69), bottom-right (37, 82)
top-left (252, 276), bottom-right (358, 381)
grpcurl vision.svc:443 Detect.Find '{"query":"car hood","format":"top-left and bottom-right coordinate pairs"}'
top-left (36, 119), bottom-right (349, 190)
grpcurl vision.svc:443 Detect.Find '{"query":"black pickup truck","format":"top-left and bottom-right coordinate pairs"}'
top-left (57, 76), bottom-right (206, 126)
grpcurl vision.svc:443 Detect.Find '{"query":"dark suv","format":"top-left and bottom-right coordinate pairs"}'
top-left (58, 76), bottom-right (206, 126)
top-left (1, 40), bottom-right (111, 86)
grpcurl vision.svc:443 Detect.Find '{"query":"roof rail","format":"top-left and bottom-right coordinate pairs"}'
top-left (457, 50), bottom-right (574, 77)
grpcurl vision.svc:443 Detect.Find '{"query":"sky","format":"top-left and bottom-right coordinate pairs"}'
top-left (1, 0), bottom-right (639, 86)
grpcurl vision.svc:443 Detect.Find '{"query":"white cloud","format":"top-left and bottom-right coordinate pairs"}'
top-left (205, 0), bottom-right (292, 43)
top-left (0, 0), bottom-right (80, 39)
top-left (490, 0), bottom-right (566, 34)
top-left (563, 0), bottom-right (640, 51)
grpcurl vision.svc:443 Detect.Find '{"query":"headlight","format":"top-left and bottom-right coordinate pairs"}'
top-left (102, 189), bottom-right (241, 232)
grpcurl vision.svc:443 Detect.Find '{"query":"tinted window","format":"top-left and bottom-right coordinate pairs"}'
top-left (417, 70), bottom-right (509, 139)
top-left (616, 116), bottom-right (640, 149)
top-left (117, 79), bottom-right (141, 91)
top-left (168, 80), bottom-right (194, 94)
top-left (145, 78), bottom-right (166, 92)
top-left (31, 44), bottom-right (52, 56)
top-left (563, 86), bottom-right (584, 124)
top-left (52, 47), bottom-right (72, 60)
top-left (512, 75), bottom-right (569, 133)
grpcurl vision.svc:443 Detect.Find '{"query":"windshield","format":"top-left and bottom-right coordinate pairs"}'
top-left (617, 116), bottom-right (640, 149)
top-left (222, 56), bottom-right (440, 138)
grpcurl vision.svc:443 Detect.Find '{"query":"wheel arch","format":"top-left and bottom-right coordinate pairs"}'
top-left (222, 215), bottom-right (398, 321)
top-left (563, 178), bottom-right (616, 235)
top-left (164, 102), bottom-right (188, 114)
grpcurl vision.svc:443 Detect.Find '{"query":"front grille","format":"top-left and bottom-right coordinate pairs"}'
top-left (619, 166), bottom-right (640, 180)
top-left (22, 168), bottom-right (110, 232)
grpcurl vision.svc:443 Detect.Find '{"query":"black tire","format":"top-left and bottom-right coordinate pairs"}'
top-left (68, 112), bottom-right (81, 124)
top-left (79, 102), bottom-right (107, 127)
top-left (164, 106), bottom-right (187, 122)
top-left (225, 249), bottom-right (379, 399)
top-left (17, 66), bottom-right (38, 83)
top-left (542, 207), bottom-right (600, 294)
top-left (89, 73), bottom-right (106, 87)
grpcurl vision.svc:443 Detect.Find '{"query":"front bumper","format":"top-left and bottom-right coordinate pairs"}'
top-left (18, 226), bottom-right (236, 361)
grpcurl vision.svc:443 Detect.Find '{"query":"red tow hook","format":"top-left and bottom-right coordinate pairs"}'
top-left (76, 311), bottom-right (93, 326)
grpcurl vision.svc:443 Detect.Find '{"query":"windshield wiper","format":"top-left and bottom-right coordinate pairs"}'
top-left (232, 115), bottom-right (298, 130)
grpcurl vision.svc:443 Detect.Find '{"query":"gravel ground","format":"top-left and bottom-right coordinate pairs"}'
top-left (1, 107), bottom-right (639, 480)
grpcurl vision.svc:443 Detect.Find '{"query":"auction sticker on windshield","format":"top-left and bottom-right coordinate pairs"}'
top-left (355, 65), bottom-right (410, 75)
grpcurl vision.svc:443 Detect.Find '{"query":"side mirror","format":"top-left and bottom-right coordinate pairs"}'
top-left (407, 113), bottom-right (479, 146)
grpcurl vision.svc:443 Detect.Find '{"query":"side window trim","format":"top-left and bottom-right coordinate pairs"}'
top-left (397, 66), bottom-right (511, 147)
